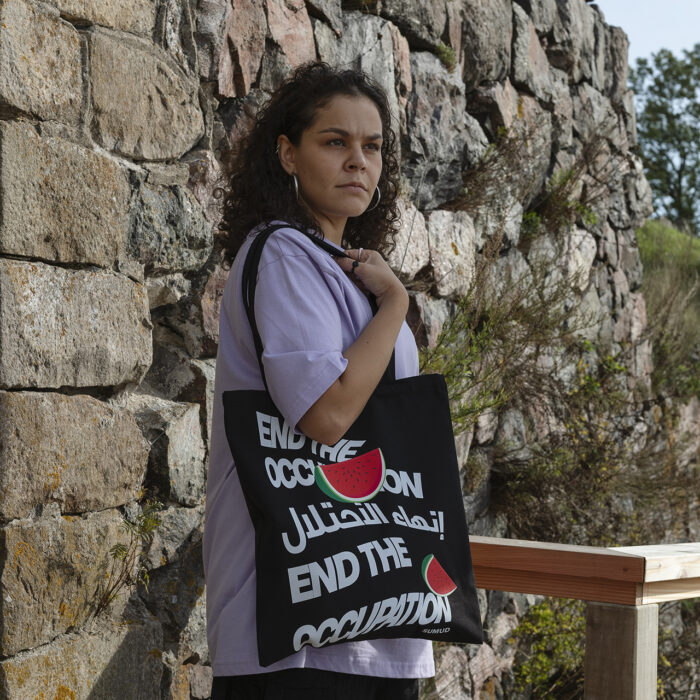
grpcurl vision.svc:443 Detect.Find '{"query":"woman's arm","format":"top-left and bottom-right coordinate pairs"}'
top-left (297, 249), bottom-right (409, 445)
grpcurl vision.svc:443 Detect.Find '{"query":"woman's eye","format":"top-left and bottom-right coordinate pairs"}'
top-left (328, 138), bottom-right (344, 146)
top-left (364, 143), bottom-right (380, 151)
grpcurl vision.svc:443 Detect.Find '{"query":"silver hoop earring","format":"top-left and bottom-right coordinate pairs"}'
top-left (367, 186), bottom-right (381, 212)
top-left (292, 174), bottom-right (299, 202)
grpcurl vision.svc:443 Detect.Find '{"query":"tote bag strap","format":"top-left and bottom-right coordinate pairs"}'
top-left (240, 224), bottom-right (397, 395)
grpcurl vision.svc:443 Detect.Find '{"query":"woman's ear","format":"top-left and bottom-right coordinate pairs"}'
top-left (277, 135), bottom-right (296, 176)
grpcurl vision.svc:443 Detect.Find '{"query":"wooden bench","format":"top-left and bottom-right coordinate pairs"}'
top-left (469, 537), bottom-right (700, 699)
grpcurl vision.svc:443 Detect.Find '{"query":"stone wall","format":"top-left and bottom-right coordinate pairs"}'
top-left (0, 1), bottom-right (696, 698)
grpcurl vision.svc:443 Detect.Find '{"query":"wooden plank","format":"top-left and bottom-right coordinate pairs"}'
top-left (613, 543), bottom-right (700, 582)
top-left (640, 576), bottom-right (700, 604)
top-left (470, 536), bottom-right (645, 582)
top-left (584, 602), bottom-right (658, 700)
top-left (473, 565), bottom-right (642, 605)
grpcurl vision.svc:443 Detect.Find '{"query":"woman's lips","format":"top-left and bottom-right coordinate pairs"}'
top-left (338, 183), bottom-right (367, 192)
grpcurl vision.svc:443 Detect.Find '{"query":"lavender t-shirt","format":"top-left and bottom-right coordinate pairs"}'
top-left (203, 225), bottom-right (435, 678)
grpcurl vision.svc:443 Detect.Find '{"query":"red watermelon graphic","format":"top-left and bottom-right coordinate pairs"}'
top-left (314, 448), bottom-right (386, 503)
top-left (421, 554), bottom-right (457, 596)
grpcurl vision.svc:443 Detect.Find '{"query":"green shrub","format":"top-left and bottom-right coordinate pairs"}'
top-left (435, 42), bottom-right (457, 72)
top-left (94, 500), bottom-right (162, 617)
top-left (637, 219), bottom-right (700, 399)
top-left (511, 598), bottom-right (586, 699)
top-left (638, 219), bottom-right (700, 275)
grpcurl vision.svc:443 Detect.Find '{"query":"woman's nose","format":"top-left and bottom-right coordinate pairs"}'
top-left (347, 145), bottom-right (366, 170)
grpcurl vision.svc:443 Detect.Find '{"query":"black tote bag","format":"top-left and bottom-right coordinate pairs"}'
top-left (222, 225), bottom-right (483, 666)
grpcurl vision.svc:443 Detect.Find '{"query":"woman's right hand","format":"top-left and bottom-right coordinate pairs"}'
top-left (336, 248), bottom-right (408, 309)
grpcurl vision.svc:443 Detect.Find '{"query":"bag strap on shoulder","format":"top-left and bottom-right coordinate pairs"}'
top-left (240, 224), bottom-right (397, 394)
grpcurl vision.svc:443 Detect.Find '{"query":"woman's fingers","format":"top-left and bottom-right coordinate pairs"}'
top-left (336, 249), bottom-right (406, 307)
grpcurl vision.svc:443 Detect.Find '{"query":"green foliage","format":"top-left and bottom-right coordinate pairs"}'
top-left (419, 232), bottom-right (596, 436)
top-left (435, 42), bottom-right (457, 72)
top-left (630, 45), bottom-right (700, 235)
top-left (637, 219), bottom-right (700, 398)
top-left (501, 353), bottom-right (632, 544)
top-left (424, 128), bottom-right (609, 435)
top-left (511, 598), bottom-right (585, 699)
top-left (424, 131), bottom-right (693, 551)
top-left (521, 135), bottom-right (608, 238)
top-left (658, 600), bottom-right (700, 697)
top-left (94, 500), bottom-right (162, 617)
top-left (448, 126), bottom-right (540, 213)
top-left (348, 0), bottom-right (380, 13)
top-left (638, 218), bottom-right (700, 271)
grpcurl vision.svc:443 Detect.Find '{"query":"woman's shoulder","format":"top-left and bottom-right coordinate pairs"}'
top-left (247, 222), bottom-right (342, 274)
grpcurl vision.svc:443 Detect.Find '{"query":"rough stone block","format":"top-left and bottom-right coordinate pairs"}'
top-left (314, 11), bottom-right (408, 136)
top-left (44, 0), bottom-right (157, 35)
top-left (189, 663), bottom-right (214, 699)
top-left (462, 445), bottom-right (493, 524)
top-left (572, 83), bottom-right (617, 144)
top-left (141, 343), bottom-right (216, 442)
top-left (0, 604), bottom-right (162, 698)
top-left (305, 0), bottom-right (342, 36)
top-left (461, 0), bottom-right (512, 87)
top-left (571, 284), bottom-right (603, 341)
top-left (494, 408), bottom-right (532, 463)
top-left (0, 509), bottom-right (127, 655)
top-left (0, 260), bottom-right (152, 389)
top-left (0, 392), bottom-right (148, 522)
top-left (194, 0), bottom-right (231, 81)
top-left (469, 642), bottom-right (502, 695)
top-left (472, 194), bottom-right (524, 249)
top-left (468, 77), bottom-right (520, 132)
top-left (404, 51), bottom-right (468, 209)
top-left (432, 643), bottom-right (473, 697)
top-left (467, 87), bottom-right (551, 231)
top-left (217, 0), bottom-right (267, 97)
top-left (0, 121), bottom-right (131, 266)
top-left (475, 411), bottom-right (499, 446)
top-left (626, 154), bottom-right (654, 227)
top-left (426, 210), bottom-right (476, 298)
top-left (379, 0), bottom-right (447, 50)
top-left (605, 25), bottom-right (630, 105)
top-left (151, 252), bottom-right (227, 358)
top-left (142, 535), bottom-right (207, 662)
top-left (549, 67), bottom-right (574, 151)
top-left (266, 0), bottom-right (316, 69)
top-left (147, 273), bottom-right (192, 308)
top-left (0, 0), bottom-right (81, 123)
top-left (182, 148), bottom-right (225, 223)
top-left (548, 0), bottom-right (596, 84)
top-left (388, 198), bottom-right (430, 282)
top-left (124, 394), bottom-right (206, 506)
top-left (128, 181), bottom-right (213, 274)
top-left (90, 29), bottom-right (204, 160)
top-left (565, 228), bottom-right (597, 292)
top-left (482, 248), bottom-right (531, 303)
top-left (144, 505), bottom-right (204, 570)
top-left (407, 292), bottom-right (456, 351)
top-left (512, 3), bottom-right (554, 103)
top-left (514, 0), bottom-right (557, 36)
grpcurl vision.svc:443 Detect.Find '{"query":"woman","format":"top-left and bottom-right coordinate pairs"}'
top-left (204, 62), bottom-right (432, 699)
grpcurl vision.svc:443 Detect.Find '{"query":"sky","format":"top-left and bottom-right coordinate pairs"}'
top-left (595, 0), bottom-right (700, 66)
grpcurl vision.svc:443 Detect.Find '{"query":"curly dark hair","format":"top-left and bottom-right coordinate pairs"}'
top-left (216, 62), bottom-right (401, 265)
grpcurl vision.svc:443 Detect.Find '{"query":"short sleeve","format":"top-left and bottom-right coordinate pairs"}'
top-left (254, 247), bottom-right (348, 432)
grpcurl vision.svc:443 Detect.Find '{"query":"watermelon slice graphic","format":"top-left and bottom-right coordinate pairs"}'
top-left (421, 554), bottom-right (457, 596)
top-left (314, 448), bottom-right (386, 503)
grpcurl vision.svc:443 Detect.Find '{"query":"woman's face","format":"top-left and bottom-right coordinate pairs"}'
top-left (278, 94), bottom-right (384, 240)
